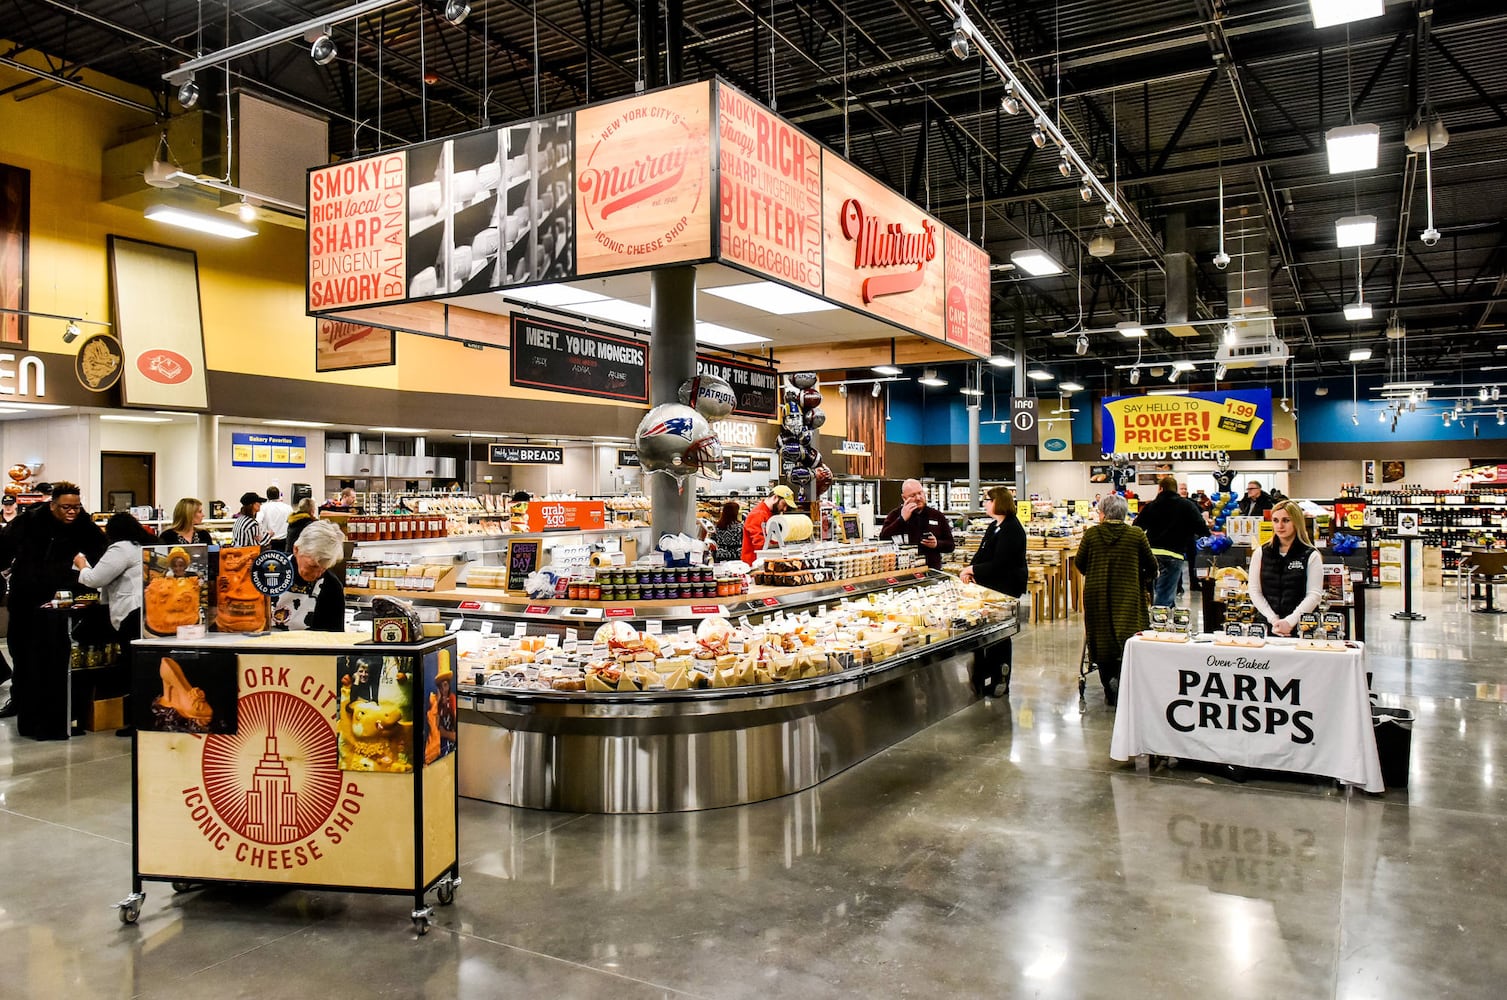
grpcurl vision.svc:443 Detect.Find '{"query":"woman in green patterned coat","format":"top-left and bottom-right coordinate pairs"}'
top-left (1074, 493), bottom-right (1156, 707)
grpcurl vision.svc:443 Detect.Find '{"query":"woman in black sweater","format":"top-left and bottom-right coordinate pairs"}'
top-left (959, 486), bottom-right (1028, 697)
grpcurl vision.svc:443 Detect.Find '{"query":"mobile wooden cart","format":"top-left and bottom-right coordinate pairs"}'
top-left (117, 631), bottom-right (460, 934)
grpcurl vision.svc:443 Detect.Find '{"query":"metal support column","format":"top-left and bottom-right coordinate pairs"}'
top-left (967, 363), bottom-right (981, 512)
top-left (649, 266), bottom-right (699, 540)
top-left (1013, 329), bottom-right (1028, 499)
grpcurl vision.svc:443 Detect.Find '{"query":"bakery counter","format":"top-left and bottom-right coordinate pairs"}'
top-left (452, 574), bottom-right (1020, 814)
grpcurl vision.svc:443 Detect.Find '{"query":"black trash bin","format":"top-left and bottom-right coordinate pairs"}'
top-left (1372, 706), bottom-right (1414, 789)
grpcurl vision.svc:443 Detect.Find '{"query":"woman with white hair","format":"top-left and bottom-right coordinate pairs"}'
top-left (1074, 493), bottom-right (1156, 707)
top-left (271, 518), bottom-right (346, 632)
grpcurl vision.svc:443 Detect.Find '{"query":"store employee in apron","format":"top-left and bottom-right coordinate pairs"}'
top-left (1247, 500), bottom-right (1323, 636)
top-left (879, 479), bottom-right (955, 570)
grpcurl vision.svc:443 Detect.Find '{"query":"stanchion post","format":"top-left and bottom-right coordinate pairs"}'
top-left (1392, 536), bottom-right (1427, 621)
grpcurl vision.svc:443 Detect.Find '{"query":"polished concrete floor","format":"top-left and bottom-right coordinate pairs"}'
top-left (2, 585), bottom-right (1504, 998)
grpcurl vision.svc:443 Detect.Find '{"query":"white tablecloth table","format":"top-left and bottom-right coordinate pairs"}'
top-left (1109, 634), bottom-right (1384, 792)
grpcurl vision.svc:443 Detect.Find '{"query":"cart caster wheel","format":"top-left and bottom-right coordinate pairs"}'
top-left (436, 876), bottom-right (458, 906)
top-left (171, 881), bottom-right (197, 894)
top-left (411, 905), bottom-right (434, 935)
top-left (115, 892), bottom-right (145, 925)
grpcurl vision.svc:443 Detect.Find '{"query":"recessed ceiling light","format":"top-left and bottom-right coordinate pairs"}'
top-left (1325, 124), bottom-right (1380, 174)
top-left (1336, 214), bottom-right (1377, 247)
top-left (263, 419), bottom-right (333, 428)
top-left (1026, 369), bottom-right (1054, 381)
top-left (1309, 0), bottom-right (1384, 30)
top-left (503, 284), bottom-right (609, 307)
top-left (987, 355), bottom-right (1016, 368)
top-left (704, 281), bottom-right (839, 315)
top-left (694, 322), bottom-right (771, 347)
top-left (1116, 322), bottom-right (1146, 339)
top-left (145, 205), bottom-right (256, 239)
top-left (1058, 381), bottom-right (1085, 393)
top-left (1010, 248), bottom-right (1063, 277)
top-left (569, 298), bottom-right (652, 328)
top-left (1349, 348), bottom-right (1373, 361)
top-left (872, 364), bottom-right (903, 376)
top-left (101, 414), bottom-right (171, 423)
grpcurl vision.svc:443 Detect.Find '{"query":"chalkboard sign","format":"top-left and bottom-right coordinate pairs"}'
top-left (751, 455), bottom-right (772, 472)
top-left (838, 512), bottom-right (862, 542)
top-left (511, 315), bottom-right (650, 402)
top-left (489, 444), bottom-right (564, 465)
top-left (729, 454), bottom-right (752, 473)
top-left (696, 354), bottom-right (779, 418)
top-left (504, 539), bottom-right (542, 593)
top-left (617, 449), bottom-right (641, 467)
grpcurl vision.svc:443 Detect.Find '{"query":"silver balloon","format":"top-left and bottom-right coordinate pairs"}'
top-left (635, 403), bottom-right (713, 478)
top-left (789, 372), bottom-right (819, 389)
top-left (677, 373), bottom-right (737, 420)
top-left (806, 406), bottom-right (827, 429)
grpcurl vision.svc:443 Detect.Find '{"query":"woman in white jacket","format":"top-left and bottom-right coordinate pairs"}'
top-left (74, 512), bottom-right (154, 736)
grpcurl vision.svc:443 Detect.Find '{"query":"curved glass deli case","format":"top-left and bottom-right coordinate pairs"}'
top-left (430, 571), bottom-right (1019, 813)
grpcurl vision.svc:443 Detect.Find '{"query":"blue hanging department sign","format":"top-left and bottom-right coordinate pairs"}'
top-left (231, 433), bottom-right (308, 468)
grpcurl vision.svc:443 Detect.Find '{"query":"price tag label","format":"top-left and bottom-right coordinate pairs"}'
top-left (739, 616), bottom-right (752, 629)
top-left (645, 619), bottom-right (663, 635)
top-left (458, 600), bottom-right (482, 610)
top-left (447, 618), bottom-right (463, 633)
top-left (566, 629), bottom-right (579, 644)
top-left (512, 623), bottom-right (527, 638)
top-left (524, 604), bottom-right (550, 615)
top-left (842, 584), bottom-right (857, 592)
top-left (886, 577), bottom-right (899, 585)
top-left (690, 604), bottom-right (722, 615)
top-left (913, 572), bottom-right (926, 579)
top-left (606, 607), bottom-right (636, 617)
top-left (480, 621), bottom-right (494, 635)
top-left (762, 597), bottom-right (780, 607)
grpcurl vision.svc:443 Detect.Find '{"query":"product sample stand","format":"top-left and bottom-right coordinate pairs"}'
top-left (118, 632), bottom-right (460, 934)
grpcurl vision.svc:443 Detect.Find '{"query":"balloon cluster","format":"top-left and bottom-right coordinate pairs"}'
top-left (1209, 491), bottom-right (1240, 531)
top-left (1330, 533), bottom-right (1361, 555)
top-left (778, 372), bottom-right (832, 501)
top-left (1197, 533), bottom-right (1233, 554)
top-left (634, 373), bottom-right (738, 489)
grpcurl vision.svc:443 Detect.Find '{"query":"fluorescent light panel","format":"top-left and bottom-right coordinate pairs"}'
top-left (1010, 248), bottom-right (1064, 277)
top-left (1026, 370), bottom-right (1054, 381)
top-left (502, 283), bottom-right (608, 307)
top-left (263, 419), bottom-right (333, 428)
top-left (101, 414), bottom-right (171, 423)
top-left (695, 322), bottom-right (770, 347)
top-left (1336, 214), bottom-right (1377, 247)
top-left (1344, 302), bottom-right (1373, 321)
top-left (917, 376), bottom-right (947, 387)
top-left (1309, 0), bottom-right (1385, 30)
top-left (959, 387), bottom-right (983, 396)
top-left (703, 281), bottom-right (838, 315)
top-left (1117, 322), bottom-right (1147, 339)
top-left (987, 355), bottom-right (1016, 368)
top-left (1058, 381), bottom-right (1085, 392)
top-left (872, 364), bottom-right (903, 375)
top-left (369, 426), bottom-right (427, 434)
top-left (1171, 360), bottom-right (1197, 371)
top-left (1349, 348), bottom-right (1373, 361)
top-left (1325, 124), bottom-right (1380, 174)
top-left (145, 205), bottom-right (256, 239)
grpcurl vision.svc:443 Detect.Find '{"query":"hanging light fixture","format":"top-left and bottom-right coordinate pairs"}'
top-left (62, 321), bottom-right (82, 344)
top-left (1079, 181), bottom-right (1093, 202)
top-left (1058, 154), bottom-right (1073, 178)
top-left (1075, 333), bottom-right (1088, 356)
top-left (918, 368), bottom-right (948, 388)
top-left (872, 381), bottom-right (882, 398)
top-left (1102, 210), bottom-right (1117, 228)
top-left (309, 29), bottom-right (337, 66)
top-left (1030, 120), bottom-right (1047, 149)
top-left (1214, 363), bottom-right (1227, 381)
top-left (949, 19), bottom-right (971, 60)
top-left (444, 1), bottom-right (472, 25)
top-left (177, 75), bottom-right (200, 109)
top-left (1223, 323), bottom-right (1237, 345)
top-left (1129, 367), bottom-right (1141, 385)
top-left (1167, 368), bottom-right (1181, 383)
top-left (1001, 83), bottom-right (1021, 116)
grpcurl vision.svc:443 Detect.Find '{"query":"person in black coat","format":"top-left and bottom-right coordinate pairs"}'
top-left (1133, 476), bottom-right (1210, 607)
top-left (0, 482), bottom-right (108, 737)
top-left (959, 486), bottom-right (1028, 697)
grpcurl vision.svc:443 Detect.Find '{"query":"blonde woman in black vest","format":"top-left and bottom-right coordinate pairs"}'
top-left (1248, 500), bottom-right (1323, 636)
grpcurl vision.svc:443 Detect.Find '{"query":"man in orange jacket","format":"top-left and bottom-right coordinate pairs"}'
top-left (741, 485), bottom-right (796, 563)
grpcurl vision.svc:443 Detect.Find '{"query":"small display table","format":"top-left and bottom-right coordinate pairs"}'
top-left (118, 631), bottom-right (460, 934)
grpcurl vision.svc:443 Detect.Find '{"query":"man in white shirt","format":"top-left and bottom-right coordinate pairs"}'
top-left (257, 485), bottom-right (293, 551)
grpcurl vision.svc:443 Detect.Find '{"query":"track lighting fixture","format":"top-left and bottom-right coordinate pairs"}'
top-left (237, 198), bottom-right (257, 223)
top-left (1075, 333), bottom-right (1088, 356)
top-left (949, 19), bottom-right (971, 60)
top-left (177, 75), bottom-right (200, 109)
top-left (1129, 367), bottom-right (1140, 386)
top-left (1058, 155), bottom-right (1073, 178)
top-left (1223, 323), bottom-right (1237, 345)
top-left (310, 30), bottom-right (337, 66)
top-left (1079, 181), bottom-right (1093, 202)
top-left (1494, 387), bottom-right (1502, 402)
top-left (872, 381), bottom-right (883, 398)
top-left (1281, 398), bottom-right (1291, 412)
top-left (1030, 122), bottom-right (1047, 149)
top-left (1214, 364), bottom-right (1227, 381)
top-left (62, 321), bottom-right (82, 344)
top-left (1167, 369), bottom-right (1181, 383)
top-left (443, 1), bottom-right (472, 25)
top-left (1102, 210), bottom-right (1117, 228)
top-left (1001, 84), bottom-right (1020, 116)
top-left (1480, 388), bottom-right (1491, 402)
top-left (1498, 408), bottom-right (1504, 426)
top-left (1351, 412), bottom-right (1360, 426)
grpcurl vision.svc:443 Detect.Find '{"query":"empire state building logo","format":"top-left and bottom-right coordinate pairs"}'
top-left (203, 692), bottom-right (342, 845)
